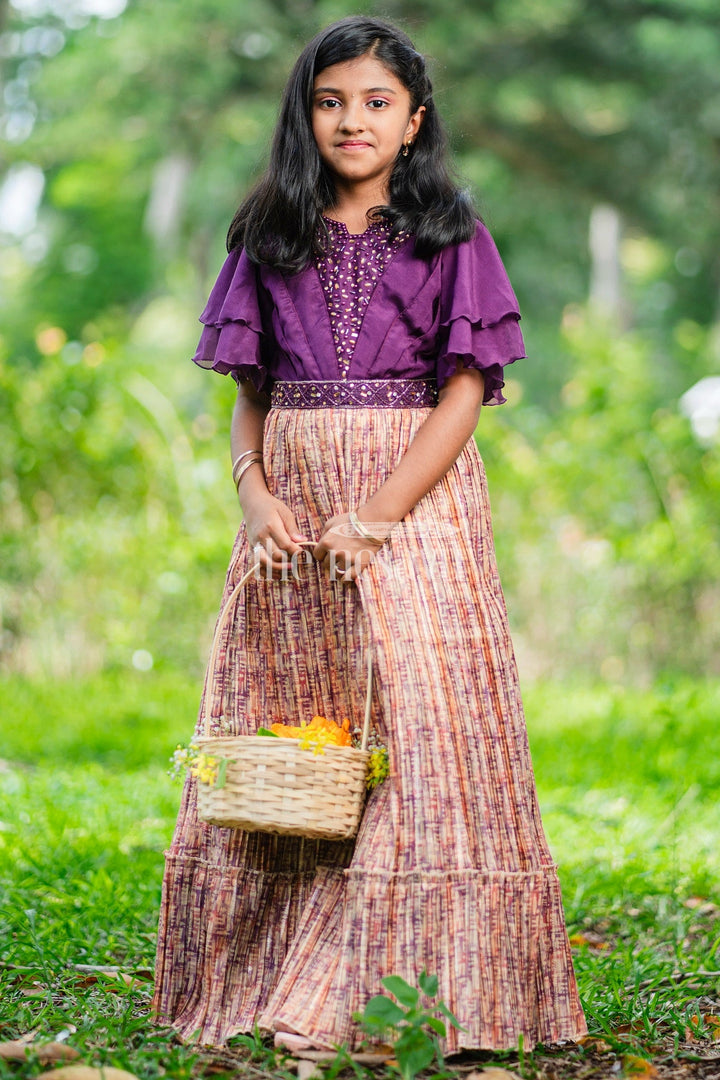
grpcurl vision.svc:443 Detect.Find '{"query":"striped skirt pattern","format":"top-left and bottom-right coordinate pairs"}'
top-left (152, 404), bottom-right (587, 1050)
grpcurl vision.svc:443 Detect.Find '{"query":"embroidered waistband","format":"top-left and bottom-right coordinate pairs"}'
top-left (270, 379), bottom-right (438, 409)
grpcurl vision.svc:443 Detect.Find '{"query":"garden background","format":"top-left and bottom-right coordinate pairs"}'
top-left (1, 0), bottom-right (719, 1077)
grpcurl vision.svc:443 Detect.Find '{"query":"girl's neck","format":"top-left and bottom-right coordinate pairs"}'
top-left (326, 180), bottom-right (389, 236)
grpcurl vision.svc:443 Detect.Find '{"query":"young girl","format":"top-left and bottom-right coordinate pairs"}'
top-left (153, 15), bottom-right (587, 1053)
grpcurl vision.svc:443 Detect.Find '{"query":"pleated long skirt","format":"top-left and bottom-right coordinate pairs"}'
top-left (152, 403), bottom-right (587, 1050)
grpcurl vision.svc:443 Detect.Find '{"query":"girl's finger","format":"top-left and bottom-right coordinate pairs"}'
top-left (255, 532), bottom-right (289, 561)
top-left (254, 536), bottom-right (312, 580)
top-left (269, 524), bottom-right (307, 558)
top-left (253, 539), bottom-right (285, 575)
top-left (251, 544), bottom-right (275, 578)
top-left (275, 507), bottom-right (311, 553)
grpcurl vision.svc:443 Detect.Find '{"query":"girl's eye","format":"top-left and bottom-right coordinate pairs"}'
top-left (318, 98), bottom-right (341, 109)
top-left (367, 98), bottom-right (389, 109)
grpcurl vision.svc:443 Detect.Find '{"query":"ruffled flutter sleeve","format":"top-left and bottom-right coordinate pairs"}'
top-left (436, 221), bottom-right (526, 405)
top-left (192, 248), bottom-right (269, 392)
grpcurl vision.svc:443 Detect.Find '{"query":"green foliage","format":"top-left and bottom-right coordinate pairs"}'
top-left (1, 0), bottom-right (719, 681)
top-left (0, 674), bottom-right (719, 1074)
top-left (0, 669), bottom-right (198, 768)
top-left (358, 973), bottom-right (461, 1080)
top-left (229, 1026), bottom-right (292, 1073)
top-left (482, 312), bottom-right (720, 680)
top-left (0, 325), bottom-right (238, 675)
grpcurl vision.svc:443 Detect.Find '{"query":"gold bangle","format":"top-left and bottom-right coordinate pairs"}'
top-left (232, 449), bottom-right (262, 484)
top-left (349, 510), bottom-right (388, 546)
top-left (234, 455), bottom-right (263, 490)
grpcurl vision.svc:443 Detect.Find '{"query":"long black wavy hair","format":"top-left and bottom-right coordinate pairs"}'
top-left (227, 16), bottom-right (477, 270)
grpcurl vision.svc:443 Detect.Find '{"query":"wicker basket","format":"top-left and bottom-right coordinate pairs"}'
top-left (193, 563), bottom-right (372, 840)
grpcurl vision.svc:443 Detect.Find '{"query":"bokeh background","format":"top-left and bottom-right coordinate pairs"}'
top-left (1, 0), bottom-right (719, 687)
top-left (2, 5), bottom-right (720, 1070)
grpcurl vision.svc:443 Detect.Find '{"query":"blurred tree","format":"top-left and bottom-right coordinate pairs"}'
top-left (3, 0), bottom-right (719, 346)
top-left (0, 0), bottom-right (718, 677)
top-left (482, 310), bottom-right (720, 681)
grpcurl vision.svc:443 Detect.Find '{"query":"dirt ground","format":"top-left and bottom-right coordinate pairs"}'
top-left (198, 1038), bottom-right (720, 1080)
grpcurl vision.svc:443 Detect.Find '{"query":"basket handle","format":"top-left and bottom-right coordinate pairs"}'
top-left (202, 557), bottom-right (373, 751)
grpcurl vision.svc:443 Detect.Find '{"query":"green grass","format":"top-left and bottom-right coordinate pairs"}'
top-left (1, 673), bottom-right (719, 1078)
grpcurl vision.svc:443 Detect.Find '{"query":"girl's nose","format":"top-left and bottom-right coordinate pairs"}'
top-left (339, 103), bottom-right (365, 132)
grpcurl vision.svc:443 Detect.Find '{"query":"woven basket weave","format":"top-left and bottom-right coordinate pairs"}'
top-left (194, 563), bottom-right (372, 840)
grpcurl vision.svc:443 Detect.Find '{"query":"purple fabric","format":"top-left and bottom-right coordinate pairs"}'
top-left (314, 217), bottom-right (409, 379)
top-left (270, 378), bottom-right (438, 408)
top-left (193, 220), bottom-right (525, 406)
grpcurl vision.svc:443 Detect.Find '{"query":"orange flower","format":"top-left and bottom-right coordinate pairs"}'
top-left (268, 715), bottom-right (352, 748)
top-left (269, 721), bottom-right (307, 739)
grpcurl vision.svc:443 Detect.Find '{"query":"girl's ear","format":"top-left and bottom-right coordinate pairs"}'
top-left (406, 104), bottom-right (425, 142)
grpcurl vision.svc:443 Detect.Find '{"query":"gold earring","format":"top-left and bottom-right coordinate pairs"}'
top-left (402, 141), bottom-right (412, 157)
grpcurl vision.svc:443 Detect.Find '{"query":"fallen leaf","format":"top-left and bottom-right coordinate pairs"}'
top-left (614, 1021), bottom-right (648, 1037)
top-left (110, 972), bottom-right (142, 989)
top-left (569, 932), bottom-right (610, 950)
top-left (10, 1031), bottom-right (39, 1045)
top-left (705, 1015), bottom-right (720, 1039)
top-left (36, 1069), bottom-right (140, 1080)
top-left (70, 964), bottom-right (153, 980)
top-left (579, 1034), bottom-right (613, 1052)
top-left (683, 897), bottom-right (719, 915)
top-left (0, 1042), bottom-right (81, 1064)
top-left (621, 1054), bottom-right (658, 1077)
top-left (685, 1014), bottom-right (720, 1042)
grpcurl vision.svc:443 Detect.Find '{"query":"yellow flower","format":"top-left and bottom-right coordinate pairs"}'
top-left (168, 741), bottom-right (221, 785)
top-left (366, 747), bottom-right (389, 790)
top-left (190, 752), bottom-right (219, 786)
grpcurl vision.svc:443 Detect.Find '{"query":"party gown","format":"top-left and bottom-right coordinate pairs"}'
top-left (153, 217), bottom-right (587, 1051)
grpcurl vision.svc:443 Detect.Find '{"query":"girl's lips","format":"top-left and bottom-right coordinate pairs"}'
top-left (337, 140), bottom-right (372, 149)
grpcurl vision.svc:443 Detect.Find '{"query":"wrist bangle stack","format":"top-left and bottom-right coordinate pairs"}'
top-left (232, 449), bottom-right (261, 481)
top-left (349, 510), bottom-right (389, 547)
top-left (233, 451), bottom-right (264, 490)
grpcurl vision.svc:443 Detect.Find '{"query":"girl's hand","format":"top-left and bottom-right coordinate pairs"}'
top-left (313, 512), bottom-right (388, 583)
top-left (242, 489), bottom-right (310, 580)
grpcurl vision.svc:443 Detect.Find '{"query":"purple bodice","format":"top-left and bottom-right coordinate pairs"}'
top-left (192, 219), bottom-right (526, 406)
top-left (315, 216), bottom-right (409, 379)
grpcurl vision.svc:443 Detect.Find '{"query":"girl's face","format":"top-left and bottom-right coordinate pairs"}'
top-left (312, 53), bottom-right (424, 195)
